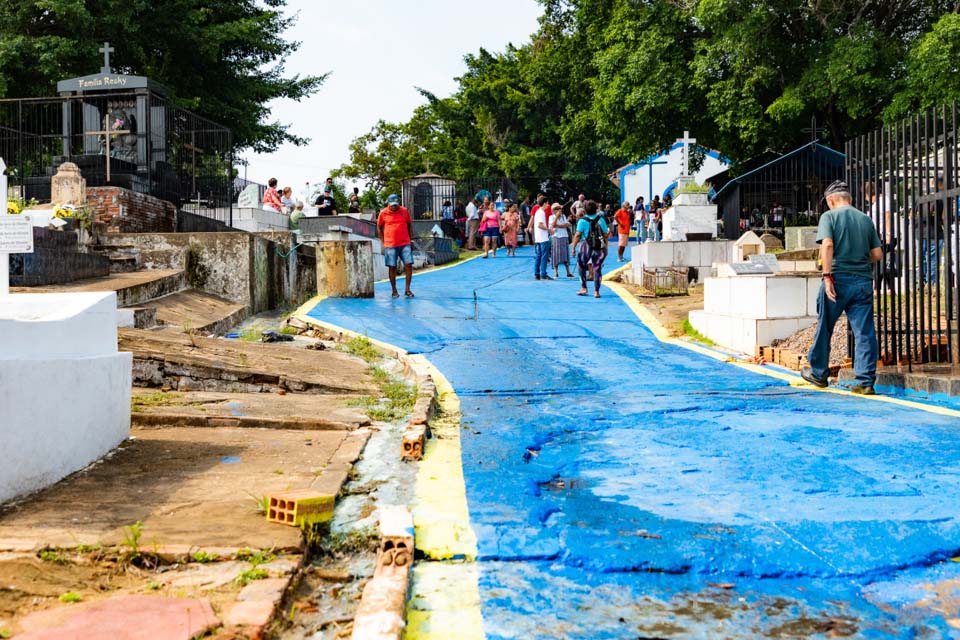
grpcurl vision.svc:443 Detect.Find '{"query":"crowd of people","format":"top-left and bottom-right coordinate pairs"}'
top-left (455, 192), bottom-right (669, 297)
top-left (261, 177), bottom-right (364, 227)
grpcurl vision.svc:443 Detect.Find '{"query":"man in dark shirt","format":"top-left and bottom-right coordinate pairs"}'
top-left (315, 187), bottom-right (336, 216)
top-left (920, 176), bottom-right (947, 285)
top-left (802, 180), bottom-right (882, 395)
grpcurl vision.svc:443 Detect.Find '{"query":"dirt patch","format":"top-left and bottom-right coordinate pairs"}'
top-left (0, 427), bottom-right (367, 551)
top-left (619, 281), bottom-right (705, 337)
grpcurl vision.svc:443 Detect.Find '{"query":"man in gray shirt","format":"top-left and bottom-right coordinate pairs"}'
top-left (802, 180), bottom-right (882, 394)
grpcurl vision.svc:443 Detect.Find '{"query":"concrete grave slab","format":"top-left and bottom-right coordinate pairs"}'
top-left (15, 595), bottom-right (219, 640)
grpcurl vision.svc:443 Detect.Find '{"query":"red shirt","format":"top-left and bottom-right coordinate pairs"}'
top-left (377, 206), bottom-right (412, 248)
top-left (615, 207), bottom-right (631, 233)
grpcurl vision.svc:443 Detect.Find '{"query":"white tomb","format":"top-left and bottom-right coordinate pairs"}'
top-left (0, 292), bottom-right (132, 503)
top-left (662, 191), bottom-right (719, 241)
top-left (689, 252), bottom-right (821, 356)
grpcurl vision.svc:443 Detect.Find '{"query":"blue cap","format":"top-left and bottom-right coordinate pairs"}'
top-left (387, 194), bottom-right (400, 204)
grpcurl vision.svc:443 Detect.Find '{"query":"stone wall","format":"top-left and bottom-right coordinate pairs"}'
top-left (87, 187), bottom-right (177, 234)
top-left (9, 228), bottom-right (110, 286)
top-left (177, 210), bottom-right (235, 233)
top-left (96, 232), bottom-right (315, 313)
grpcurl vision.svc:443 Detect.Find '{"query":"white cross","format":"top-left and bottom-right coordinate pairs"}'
top-left (679, 130), bottom-right (696, 177)
top-left (99, 42), bottom-right (114, 74)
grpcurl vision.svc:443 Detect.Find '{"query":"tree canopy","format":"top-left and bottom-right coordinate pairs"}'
top-left (337, 0), bottom-right (960, 202)
top-left (0, 0), bottom-right (325, 152)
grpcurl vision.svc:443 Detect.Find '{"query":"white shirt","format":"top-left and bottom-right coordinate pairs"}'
top-left (466, 202), bottom-right (479, 221)
top-left (534, 209), bottom-right (550, 243)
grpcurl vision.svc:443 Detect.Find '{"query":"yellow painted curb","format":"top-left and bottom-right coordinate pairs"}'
top-left (606, 280), bottom-right (960, 419)
top-left (288, 270), bottom-right (484, 638)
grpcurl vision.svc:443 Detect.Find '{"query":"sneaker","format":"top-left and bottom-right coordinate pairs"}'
top-left (534, 275), bottom-right (541, 281)
top-left (541, 274), bottom-right (553, 280)
top-left (849, 384), bottom-right (876, 396)
top-left (800, 367), bottom-right (828, 388)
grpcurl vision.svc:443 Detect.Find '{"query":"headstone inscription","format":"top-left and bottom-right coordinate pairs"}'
top-left (1, 158), bottom-right (35, 295)
top-left (51, 162), bottom-right (87, 206)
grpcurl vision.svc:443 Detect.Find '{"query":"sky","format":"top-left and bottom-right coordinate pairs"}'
top-left (240, 0), bottom-right (543, 200)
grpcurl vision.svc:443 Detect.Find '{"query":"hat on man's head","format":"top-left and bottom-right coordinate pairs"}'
top-left (824, 180), bottom-right (850, 197)
top-left (387, 194), bottom-right (400, 205)
top-left (323, 186), bottom-right (331, 193)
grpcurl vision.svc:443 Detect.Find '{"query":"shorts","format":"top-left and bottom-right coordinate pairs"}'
top-left (384, 244), bottom-right (413, 268)
top-left (483, 227), bottom-right (500, 238)
top-left (618, 233), bottom-right (629, 247)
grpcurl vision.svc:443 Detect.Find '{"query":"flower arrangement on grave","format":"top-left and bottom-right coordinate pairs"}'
top-left (110, 115), bottom-right (126, 141)
top-left (6, 197), bottom-right (37, 215)
top-left (7, 200), bottom-right (20, 214)
top-left (53, 204), bottom-right (76, 219)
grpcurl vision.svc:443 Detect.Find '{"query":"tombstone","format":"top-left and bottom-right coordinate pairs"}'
top-left (237, 184), bottom-right (260, 209)
top-left (759, 233), bottom-right (783, 252)
top-left (785, 226), bottom-right (818, 251)
top-left (748, 252), bottom-right (780, 272)
top-left (50, 162), bottom-right (87, 206)
top-left (734, 231), bottom-right (765, 262)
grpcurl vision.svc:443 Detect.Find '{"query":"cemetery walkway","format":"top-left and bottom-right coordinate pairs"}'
top-left (303, 247), bottom-right (960, 639)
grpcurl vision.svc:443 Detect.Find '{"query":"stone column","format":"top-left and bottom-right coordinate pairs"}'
top-left (316, 240), bottom-right (374, 298)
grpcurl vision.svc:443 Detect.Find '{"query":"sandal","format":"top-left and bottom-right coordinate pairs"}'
top-left (576, 289), bottom-right (588, 296)
top-left (405, 291), bottom-right (415, 298)
top-left (392, 291), bottom-right (400, 299)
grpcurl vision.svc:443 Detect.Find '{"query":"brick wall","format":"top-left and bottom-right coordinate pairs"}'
top-left (86, 187), bottom-right (177, 233)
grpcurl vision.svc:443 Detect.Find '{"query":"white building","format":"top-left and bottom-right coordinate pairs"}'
top-left (615, 142), bottom-right (729, 205)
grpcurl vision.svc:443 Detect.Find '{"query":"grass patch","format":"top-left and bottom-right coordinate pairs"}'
top-left (235, 548), bottom-right (276, 566)
top-left (682, 319), bottom-right (716, 346)
top-left (238, 327), bottom-right (262, 342)
top-left (147, 581), bottom-right (163, 591)
top-left (1, 629), bottom-right (11, 638)
top-left (38, 550), bottom-right (69, 565)
top-left (59, 591), bottom-right (82, 603)
top-left (321, 526), bottom-right (379, 555)
top-left (191, 551), bottom-right (218, 563)
top-left (247, 494), bottom-right (270, 515)
top-left (131, 391), bottom-right (201, 413)
top-left (236, 568), bottom-right (269, 586)
top-left (279, 325), bottom-right (300, 335)
top-left (339, 336), bottom-right (380, 363)
top-left (74, 544), bottom-right (102, 554)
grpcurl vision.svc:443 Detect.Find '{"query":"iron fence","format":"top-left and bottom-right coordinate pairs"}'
top-left (401, 176), bottom-right (518, 220)
top-left (0, 93), bottom-right (233, 224)
top-left (845, 101), bottom-right (959, 368)
top-left (640, 267), bottom-right (689, 297)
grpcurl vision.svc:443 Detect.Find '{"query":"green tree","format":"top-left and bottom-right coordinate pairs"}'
top-left (0, 0), bottom-right (325, 152)
top-left (887, 11), bottom-right (960, 121)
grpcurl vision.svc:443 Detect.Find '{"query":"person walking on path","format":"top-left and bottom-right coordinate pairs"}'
top-left (377, 194), bottom-right (416, 299)
top-left (502, 203), bottom-right (520, 256)
top-left (465, 197), bottom-right (480, 250)
top-left (615, 201), bottom-right (632, 261)
top-left (550, 203), bottom-right (574, 278)
top-left (480, 202), bottom-right (502, 259)
top-left (533, 200), bottom-right (552, 280)
top-left (571, 200), bottom-right (609, 297)
top-left (802, 180), bottom-right (882, 394)
top-left (634, 196), bottom-right (648, 243)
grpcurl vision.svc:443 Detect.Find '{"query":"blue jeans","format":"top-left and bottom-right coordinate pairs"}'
top-left (636, 220), bottom-right (647, 243)
top-left (807, 274), bottom-right (878, 386)
top-left (919, 239), bottom-right (944, 285)
top-left (647, 222), bottom-right (660, 242)
top-left (534, 241), bottom-right (551, 277)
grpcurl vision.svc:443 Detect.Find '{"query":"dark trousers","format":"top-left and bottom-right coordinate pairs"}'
top-left (534, 241), bottom-right (551, 277)
top-left (807, 274), bottom-right (878, 385)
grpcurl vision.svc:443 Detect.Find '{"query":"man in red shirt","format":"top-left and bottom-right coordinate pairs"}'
top-left (615, 201), bottom-right (632, 262)
top-left (377, 194), bottom-right (415, 298)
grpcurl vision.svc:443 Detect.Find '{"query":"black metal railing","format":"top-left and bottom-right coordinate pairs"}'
top-left (846, 102), bottom-right (959, 368)
top-left (0, 93), bottom-right (233, 224)
top-left (401, 176), bottom-right (518, 220)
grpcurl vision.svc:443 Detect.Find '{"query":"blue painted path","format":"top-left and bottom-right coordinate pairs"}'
top-left (308, 247), bottom-right (960, 638)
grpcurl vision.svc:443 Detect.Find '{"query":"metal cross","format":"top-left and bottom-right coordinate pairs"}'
top-left (679, 130), bottom-right (697, 177)
top-left (802, 115), bottom-right (828, 144)
top-left (84, 111), bottom-right (130, 182)
top-left (99, 42), bottom-right (114, 74)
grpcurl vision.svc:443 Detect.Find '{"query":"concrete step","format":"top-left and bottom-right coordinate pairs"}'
top-left (118, 306), bottom-right (158, 329)
top-left (108, 255), bottom-right (139, 273)
top-left (150, 289), bottom-right (247, 335)
top-left (22, 269), bottom-right (187, 307)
